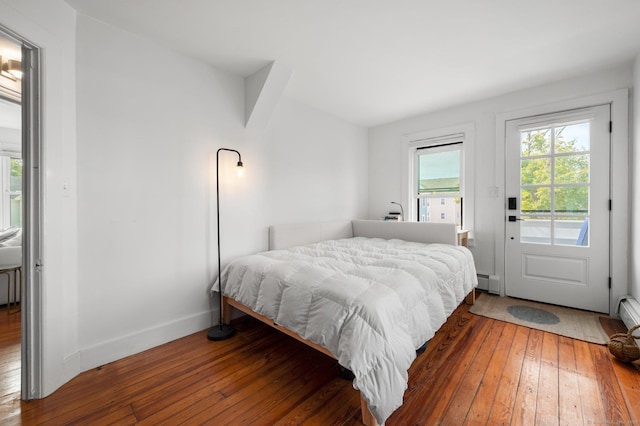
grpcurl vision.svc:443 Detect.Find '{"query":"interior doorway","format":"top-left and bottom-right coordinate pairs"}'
top-left (0, 26), bottom-right (42, 401)
top-left (0, 34), bottom-right (23, 403)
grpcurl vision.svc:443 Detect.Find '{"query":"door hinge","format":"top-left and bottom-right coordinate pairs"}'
top-left (609, 121), bottom-right (613, 133)
top-left (608, 277), bottom-right (612, 289)
top-left (609, 199), bottom-right (612, 211)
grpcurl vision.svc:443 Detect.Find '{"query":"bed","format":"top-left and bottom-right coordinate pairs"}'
top-left (213, 219), bottom-right (477, 425)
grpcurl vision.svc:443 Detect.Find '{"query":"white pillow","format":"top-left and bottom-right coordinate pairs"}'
top-left (0, 229), bottom-right (21, 247)
top-left (0, 227), bottom-right (19, 243)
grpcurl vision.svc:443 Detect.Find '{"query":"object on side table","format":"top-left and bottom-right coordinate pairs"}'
top-left (457, 229), bottom-right (469, 247)
top-left (607, 324), bottom-right (640, 362)
top-left (390, 201), bottom-right (404, 221)
top-left (384, 212), bottom-right (402, 221)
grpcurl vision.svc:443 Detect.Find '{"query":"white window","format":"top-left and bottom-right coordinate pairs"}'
top-left (402, 123), bottom-right (475, 232)
top-left (0, 156), bottom-right (22, 229)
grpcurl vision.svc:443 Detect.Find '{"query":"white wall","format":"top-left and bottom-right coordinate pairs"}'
top-left (75, 15), bottom-right (368, 373)
top-left (631, 53), bottom-right (640, 300)
top-left (262, 97), bottom-right (369, 226)
top-left (369, 65), bottom-right (632, 308)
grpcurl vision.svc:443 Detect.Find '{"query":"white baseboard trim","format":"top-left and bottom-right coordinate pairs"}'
top-left (77, 310), bottom-right (212, 373)
top-left (619, 297), bottom-right (640, 337)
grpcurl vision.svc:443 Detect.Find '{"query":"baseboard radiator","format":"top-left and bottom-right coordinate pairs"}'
top-left (476, 274), bottom-right (500, 294)
top-left (619, 297), bottom-right (640, 337)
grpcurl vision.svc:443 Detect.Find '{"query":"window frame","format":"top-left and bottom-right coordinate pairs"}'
top-left (402, 122), bottom-right (475, 234)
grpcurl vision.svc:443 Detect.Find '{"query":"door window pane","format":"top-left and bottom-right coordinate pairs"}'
top-left (520, 216), bottom-right (551, 244)
top-left (555, 122), bottom-right (590, 152)
top-left (555, 154), bottom-right (589, 184)
top-left (521, 187), bottom-right (551, 213)
top-left (521, 129), bottom-right (551, 156)
top-left (554, 217), bottom-right (589, 246)
top-left (521, 158), bottom-right (551, 185)
top-left (554, 186), bottom-right (588, 213)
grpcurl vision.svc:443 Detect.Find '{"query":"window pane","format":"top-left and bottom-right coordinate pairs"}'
top-left (10, 194), bottom-right (21, 228)
top-left (554, 186), bottom-right (588, 213)
top-left (521, 129), bottom-right (550, 156)
top-left (10, 158), bottom-right (22, 192)
top-left (555, 154), bottom-right (589, 184)
top-left (521, 216), bottom-right (551, 244)
top-left (417, 196), bottom-right (461, 227)
top-left (521, 187), bottom-right (550, 213)
top-left (521, 158), bottom-right (551, 185)
top-left (555, 122), bottom-right (590, 153)
top-left (418, 149), bottom-right (460, 194)
top-left (554, 216), bottom-right (588, 246)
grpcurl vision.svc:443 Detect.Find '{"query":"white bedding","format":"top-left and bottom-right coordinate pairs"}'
top-left (216, 237), bottom-right (477, 424)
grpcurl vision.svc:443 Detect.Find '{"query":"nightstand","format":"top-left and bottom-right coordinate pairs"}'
top-left (457, 230), bottom-right (469, 247)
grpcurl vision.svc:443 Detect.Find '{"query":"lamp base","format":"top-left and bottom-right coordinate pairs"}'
top-left (207, 324), bottom-right (235, 341)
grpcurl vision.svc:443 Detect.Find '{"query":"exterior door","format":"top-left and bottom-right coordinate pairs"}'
top-left (505, 105), bottom-right (610, 313)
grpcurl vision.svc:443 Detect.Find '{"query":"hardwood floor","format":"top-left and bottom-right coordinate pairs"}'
top-left (0, 307), bottom-right (20, 413)
top-left (1, 295), bottom-right (639, 425)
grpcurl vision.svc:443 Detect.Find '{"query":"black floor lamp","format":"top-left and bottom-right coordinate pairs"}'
top-left (207, 148), bottom-right (243, 341)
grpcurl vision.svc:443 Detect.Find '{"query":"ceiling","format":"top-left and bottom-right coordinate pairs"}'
top-left (65, 0), bottom-right (640, 127)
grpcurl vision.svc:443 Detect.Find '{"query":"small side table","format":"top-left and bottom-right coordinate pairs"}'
top-left (1, 265), bottom-right (22, 315)
top-left (457, 230), bottom-right (469, 247)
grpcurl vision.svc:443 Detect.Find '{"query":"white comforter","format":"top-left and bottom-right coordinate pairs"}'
top-left (216, 237), bottom-right (477, 424)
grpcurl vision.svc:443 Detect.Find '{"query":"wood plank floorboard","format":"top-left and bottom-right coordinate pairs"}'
top-left (1, 294), bottom-right (639, 425)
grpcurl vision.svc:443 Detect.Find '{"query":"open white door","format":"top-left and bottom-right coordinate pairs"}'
top-left (505, 105), bottom-right (610, 313)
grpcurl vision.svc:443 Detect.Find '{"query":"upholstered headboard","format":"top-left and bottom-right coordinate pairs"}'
top-left (268, 219), bottom-right (457, 250)
top-left (352, 219), bottom-right (457, 245)
top-left (268, 220), bottom-right (354, 250)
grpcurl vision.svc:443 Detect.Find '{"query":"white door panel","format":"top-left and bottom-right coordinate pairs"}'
top-left (505, 105), bottom-right (610, 313)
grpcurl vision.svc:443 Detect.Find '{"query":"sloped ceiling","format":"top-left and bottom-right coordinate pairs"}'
top-left (65, 0), bottom-right (640, 127)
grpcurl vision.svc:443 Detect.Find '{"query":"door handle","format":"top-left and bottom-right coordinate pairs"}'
top-left (508, 216), bottom-right (525, 222)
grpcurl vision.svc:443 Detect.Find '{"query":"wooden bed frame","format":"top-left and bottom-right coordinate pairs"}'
top-left (220, 219), bottom-right (476, 425)
top-left (222, 291), bottom-right (476, 426)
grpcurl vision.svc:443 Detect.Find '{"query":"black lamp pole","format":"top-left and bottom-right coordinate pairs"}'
top-left (207, 148), bottom-right (243, 341)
